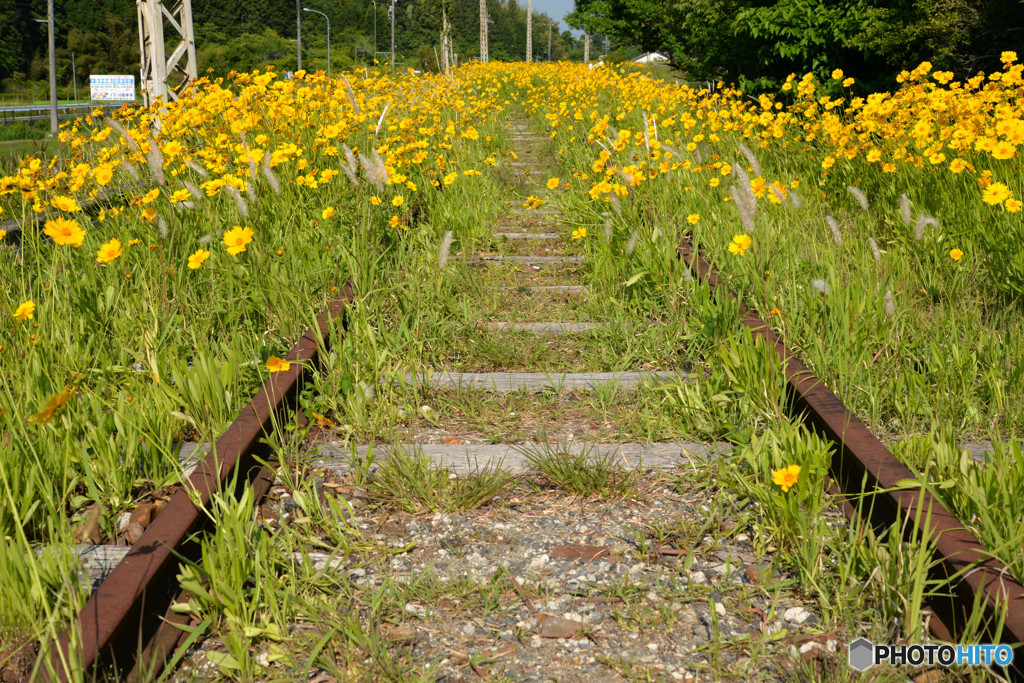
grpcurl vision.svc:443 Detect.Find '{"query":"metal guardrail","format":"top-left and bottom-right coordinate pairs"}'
top-left (0, 102), bottom-right (137, 125)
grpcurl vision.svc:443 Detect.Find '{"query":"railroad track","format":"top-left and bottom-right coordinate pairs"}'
top-left (45, 116), bottom-right (1024, 682)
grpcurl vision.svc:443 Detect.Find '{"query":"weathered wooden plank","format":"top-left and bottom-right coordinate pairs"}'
top-left (488, 285), bottom-right (589, 293)
top-left (400, 371), bottom-right (683, 392)
top-left (481, 322), bottom-right (608, 334)
top-left (314, 442), bottom-right (733, 476)
top-left (478, 255), bottom-right (582, 265)
top-left (493, 232), bottom-right (560, 240)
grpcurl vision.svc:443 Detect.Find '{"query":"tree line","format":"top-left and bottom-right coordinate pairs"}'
top-left (0, 0), bottom-right (589, 96)
top-left (567, 0), bottom-right (1024, 90)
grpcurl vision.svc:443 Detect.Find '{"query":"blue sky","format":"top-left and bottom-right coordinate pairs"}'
top-left (536, 0), bottom-right (578, 34)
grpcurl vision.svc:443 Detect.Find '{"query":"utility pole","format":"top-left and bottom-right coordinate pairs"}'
top-left (547, 21), bottom-right (552, 61)
top-left (46, 0), bottom-right (57, 134)
top-left (390, 0), bottom-right (396, 66)
top-left (525, 0), bottom-right (532, 62)
top-left (302, 8), bottom-right (330, 79)
top-left (584, 33), bottom-right (590, 64)
top-left (71, 51), bottom-right (78, 103)
top-left (479, 0), bottom-right (487, 62)
top-left (137, 0), bottom-right (198, 106)
top-left (296, 0), bottom-right (302, 70)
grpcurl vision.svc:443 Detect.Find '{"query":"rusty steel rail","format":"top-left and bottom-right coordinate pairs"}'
top-left (679, 239), bottom-right (1024, 678)
top-left (47, 285), bottom-right (355, 681)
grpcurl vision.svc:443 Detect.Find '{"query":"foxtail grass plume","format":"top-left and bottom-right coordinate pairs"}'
top-left (374, 102), bottom-right (391, 136)
top-left (198, 233), bottom-right (213, 245)
top-left (182, 180), bottom-right (202, 204)
top-left (157, 215), bottom-right (169, 239)
top-left (868, 237), bottom-right (881, 263)
top-left (847, 186), bottom-right (869, 213)
top-left (608, 192), bottom-right (622, 215)
top-left (642, 112), bottom-right (650, 153)
top-left (914, 212), bottom-right (939, 241)
top-left (884, 290), bottom-right (896, 317)
top-left (737, 143), bottom-right (762, 177)
top-left (145, 142), bottom-right (166, 186)
top-left (811, 279), bottom-right (831, 295)
top-left (438, 230), bottom-right (454, 271)
top-left (261, 152), bottom-right (281, 195)
top-left (602, 218), bottom-right (612, 243)
top-left (625, 230), bottom-right (638, 255)
top-left (788, 190), bottom-right (804, 210)
top-left (226, 186), bottom-right (249, 218)
top-left (769, 184), bottom-right (788, 206)
top-left (107, 117), bottom-right (137, 152)
top-left (826, 216), bottom-right (842, 247)
top-left (340, 74), bottom-right (360, 114)
top-left (899, 194), bottom-right (913, 226)
top-left (341, 144), bottom-right (359, 186)
top-left (184, 159), bottom-right (209, 178)
top-left (123, 163), bottom-right (140, 182)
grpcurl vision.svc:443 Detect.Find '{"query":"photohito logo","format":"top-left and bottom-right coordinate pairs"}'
top-left (848, 638), bottom-right (1014, 671)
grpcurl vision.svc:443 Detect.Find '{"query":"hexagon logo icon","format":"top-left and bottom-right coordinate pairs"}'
top-left (848, 637), bottom-right (875, 671)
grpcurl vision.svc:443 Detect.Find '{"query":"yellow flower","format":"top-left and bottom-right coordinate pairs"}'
top-left (0, 229), bottom-right (6, 240)
top-left (265, 356), bottom-right (291, 373)
top-left (223, 225), bottom-right (254, 255)
top-left (50, 195), bottom-right (81, 212)
top-left (370, 196), bottom-right (382, 206)
top-left (44, 217), bottom-right (85, 247)
top-left (1007, 198), bottom-right (1023, 213)
top-left (831, 69), bottom-right (844, 80)
top-left (772, 464), bottom-right (801, 492)
top-left (842, 77), bottom-right (855, 87)
top-left (572, 226), bottom-right (587, 240)
top-left (170, 188), bottom-right (191, 203)
top-left (392, 195), bottom-right (404, 207)
top-left (28, 386), bottom-right (76, 426)
top-left (443, 172), bottom-right (457, 185)
top-left (546, 177), bottom-right (560, 190)
top-left (96, 238), bottom-right (123, 264)
top-left (188, 249), bottom-right (210, 269)
top-left (322, 206), bottom-right (335, 220)
top-left (1001, 51), bottom-right (1017, 63)
top-left (13, 300), bottom-right (35, 322)
top-left (949, 248), bottom-right (963, 261)
top-left (769, 308), bottom-right (781, 317)
top-left (728, 234), bottom-right (752, 256)
top-left (141, 188), bottom-right (160, 205)
top-left (982, 182), bottom-right (1011, 205)
top-left (141, 207), bottom-right (157, 222)
top-left (93, 165), bottom-right (114, 186)
top-left (687, 214), bottom-right (700, 225)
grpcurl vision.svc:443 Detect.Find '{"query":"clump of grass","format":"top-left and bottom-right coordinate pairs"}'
top-left (359, 447), bottom-right (512, 513)
top-left (522, 440), bottom-right (643, 499)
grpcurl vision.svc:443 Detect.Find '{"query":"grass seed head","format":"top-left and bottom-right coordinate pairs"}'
top-left (738, 143), bottom-right (762, 177)
top-left (184, 159), bottom-right (209, 178)
top-left (603, 218), bottom-right (612, 243)
top-left (899, 193), bottom-right (913, 226)
top-left (145, 142), bottom-right (166, 187)
top-left (914, 212), bottom-right (938, 240)
top-left (868, 237), bottom-right (881, 262)
top-left (847, 186), bottom-right (869, 212)
top-left (438, 230), bottom-right (454, 271)
top-left (626, 230), bottom-right (638, 255)
top-left (261, 151), bottom-right (281, 195)
top-left (788, 190), bottom-right (804, 210)
top-left (826, 216), bottom-right (842, 247)
top-left (884, 290), bottom-right (896, 317)
top-left (107, 117), bottom-right (136, 152)
top-left (811, 278), bottom-right (831, 295)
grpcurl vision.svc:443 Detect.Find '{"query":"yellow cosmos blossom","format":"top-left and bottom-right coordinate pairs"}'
top-left (772, 464), bottom-right (801, 492)
top-left (546, 177), bottom-right (560, 190)
top-left (188, 249), bottom-right (210, 269)
top-left (443, 172), bottom-right (457, 185)
top-left (96, 238), bottom-right (123, 264)
top-left (170, 189), bottom-right (192, 203)
top-left (50, 195), bottom-right (81, 212)
top-left (949, 248), bottom-right (964, 261)
top-left (687, 214), bottom-right (700, 224)
top-left (44, 217), bottom-right (85, 246)
top-left (223, 225), bottom-right (254, 255)
top-left (322, 206), bottom-right (335, 220)
top-left (93, 165), bottom-right (114, 185)
top-left (266, 356), bottom-right (291, 373)
top-left (572, 226), bottom-right (587, 240)
top-left (13, 300), bottom-right (35, 322)
top-left (728, 234), bottom-right (752, 256)
top-left (831, 69), bottom-right (844, 80)
top-left (392, 195), bottom-right (404, 207)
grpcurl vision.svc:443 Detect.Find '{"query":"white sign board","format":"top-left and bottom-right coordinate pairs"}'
top-left (89, 75), bottom-right (135, 102)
